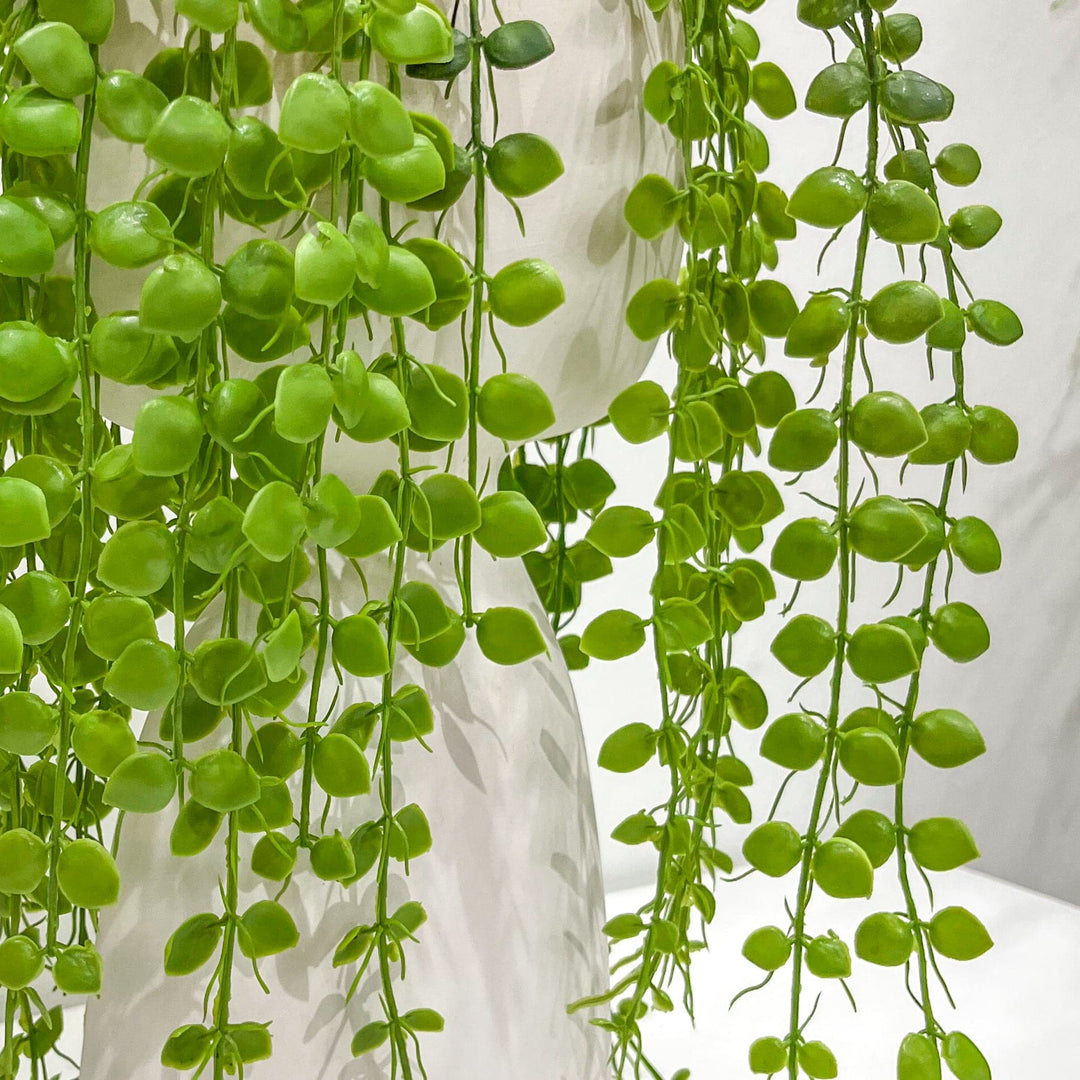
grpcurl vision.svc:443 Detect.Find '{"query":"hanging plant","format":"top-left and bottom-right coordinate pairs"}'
top-left (731, 3), bottom-right (1021, 1078)
top-left (0, 1), bottom-right (1022, 1078)
top-left (556, 1), bottom-right (802, 1075)
top-left (0, 1), bottom-right (575, 1076)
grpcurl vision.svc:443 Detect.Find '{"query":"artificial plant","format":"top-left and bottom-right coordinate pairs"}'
top-left (546, 2), bottom-right (1020, 1080)
top-left (562, 4), bottom-right (799, 1079)
top-left (0, 1), bottom-right (567, 1076)
top-left (0, 1), bottom-right (1022, 1079)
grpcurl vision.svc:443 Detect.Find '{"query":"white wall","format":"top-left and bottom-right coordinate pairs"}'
top-left (578, 0), bottom-right (1080, 905)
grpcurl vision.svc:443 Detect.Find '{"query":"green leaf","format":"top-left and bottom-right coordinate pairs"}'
top-left (866, 281), bottom-right (944, 344)
top-left (402, 1008), bottom-right (444, 1033)
top-left (624, 174), bottom-right (681, 240)
top-left (626, 278), bottom-right (682, 341)
top-left (941, 1032), bottom-right (991, 1080)
top-left (580, 609), bottom-right (646, 661)
top-left (351, 1021), bottom-right (389, 1057)
top-left (868, 180), bottom-right (940, 245)
top-left (164, 913), bottom-right (222, 977)
top-left (855, 912), bottom-right (914, 966)
top-left (806, 62), bottom-right (870, 118)
top-left (597, 723), bottom-right (655, 773)
top-left (949, 517), bottom-right (1001, 574)
top-left (771, 518), bottom-right (837, 581)
top-left (750, 62), bottom-right (796, 119)
top-left (805, 932), bottom-right (851, 978)
top-left (742, 821), bottom-right (802, 877)
top-left (930, 602), bottom-right (990, 663)
top-left (911, 709), bottom-right (985, 768)
top-left (609, 380), bottom-right (671, 444)
top-left (950, 207), bottom-right (1002, 251)
top-left (787, 167), bottom-right (865, 228)
top-left (967, 299), bottom-right (1022, 345)
top-left (898, 1032), bottom-right (942, 1080)
top-left (849, 496), bottom-right (927, 562)
top-left (770, 614), bottom-right (836, 677)
top-left (586, 506), bottom-right (655, 558)
top-left (799, 1041), bottom-right (839, 1080)
top-left (389, 804), bottom-right (432, 860)
top-left (928, 907), bottom-right (993, 961)
top-left (838, 728), bottom-right (902, 786)
top-left (936, 143), bottom-right (982, 187)
top-left (812, 837), bottom-right (874, 899)
top-left (768, 408), bottom-right (838, 472)
top-left (759, 713), bottom-right (825, 771)
top-left (742, 925), bottom-right (792, 971)
top-left (603, 913), bottom-right (645, 940)
top-left (847, 622), bottom-right (920, 684)
top-left (881, 70), bottom-right (954, 125)
top-left (797, 0), bottom-right (857, 27)
top-left (835, 809), bottom-right (896, 868)
top-left (483, 19), bottom-right (554, 70)
top-left (476, 606), bottom-right (547, 666)
top-left (909, 817), bottom-right (980, 872)
top-left (749, 1036), bottom-right (788, 1075)
top-left (656, 598), bottom-right (711, 651)
top-left (611, 812), bottom-right (658, 845)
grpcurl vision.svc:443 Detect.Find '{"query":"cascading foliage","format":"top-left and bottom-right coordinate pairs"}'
top-left (0, 1), bottom-right (1022, 1079)
top-left (730, 3), bottom-right (1020, 1079)
top-left (556, 1), bottom-right (803, 1076)
top-left (0, 1), bottom-right (566, 1077)
top-left (538, 2), bottom-right (1020, 1079)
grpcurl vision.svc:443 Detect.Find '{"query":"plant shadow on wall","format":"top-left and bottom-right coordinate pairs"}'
top-left (0, 1), bottom-right (1020, 1080)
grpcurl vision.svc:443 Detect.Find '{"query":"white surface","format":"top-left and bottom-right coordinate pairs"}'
top-left (610, 867), bottom-right (1080, 1076)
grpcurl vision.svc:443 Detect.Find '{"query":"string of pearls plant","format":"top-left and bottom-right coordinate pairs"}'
top-left (560, 1), bottom-right (802, 1076)
top-left (0, 1), bottom-right (564, 1076)
top-left (0, 1), bottom-right (1022, 1078)
top-left (732, 3), bottom-right (1020, 1079)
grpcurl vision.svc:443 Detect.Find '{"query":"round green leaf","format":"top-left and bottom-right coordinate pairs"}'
top-left (928, 907), bottom-right (993, 961)
top-left (770, 614), bottom-right (836, 677)
top-left (911, 709), bottom-right (985, 768)
top-left (813, 836), bottom-right (874, 899)
top-left (743, 820), bottom-right (802, 877)
top-left (838, 728), bottom-right (903, 786)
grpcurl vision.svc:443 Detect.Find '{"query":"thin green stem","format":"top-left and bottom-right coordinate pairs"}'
top-left (461, 0), bottom-right (487, 624)
top-left (786, 9), bottom-right (880, 1071)
top-left (299, 0), bottom-right (349, 845)
top-left (367, 62), bottom-right (418, 1080)
top-left (372, 313), bottom-right (416, 1080)
top-left (889, 127), bottom-right (971, 1044)
top-left (47, 50), bottom-right (99, 953)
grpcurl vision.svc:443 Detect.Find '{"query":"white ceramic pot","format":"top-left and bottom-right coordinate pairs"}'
top-left (80, 3), bottom-right (683, 1078)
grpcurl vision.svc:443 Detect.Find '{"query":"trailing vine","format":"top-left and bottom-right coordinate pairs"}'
top-left (0, 2), bottom-right (1024, 1079)
top-left (0, 1), bottom-right (567, 1076)
top-left (564, 1), bottom-right (802, 1076)
top-left (735, 3), bottom-right (1022, 1078)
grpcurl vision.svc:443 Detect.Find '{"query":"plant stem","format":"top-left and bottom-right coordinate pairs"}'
top-left (372, 310), bottom-right (416, 1080)
top-left (786, 8), bottom-right (880, 1071)
top-left (299, 0), bottom-right (347, 845)
top-left (46, 50), bottom-right (99, 954)
top-left (890, 127), bottom-right (970, 1042)
top-left (461, 0), bottom-right (487, 625)
top-left (368, 60), bottom-right (417, 1080)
